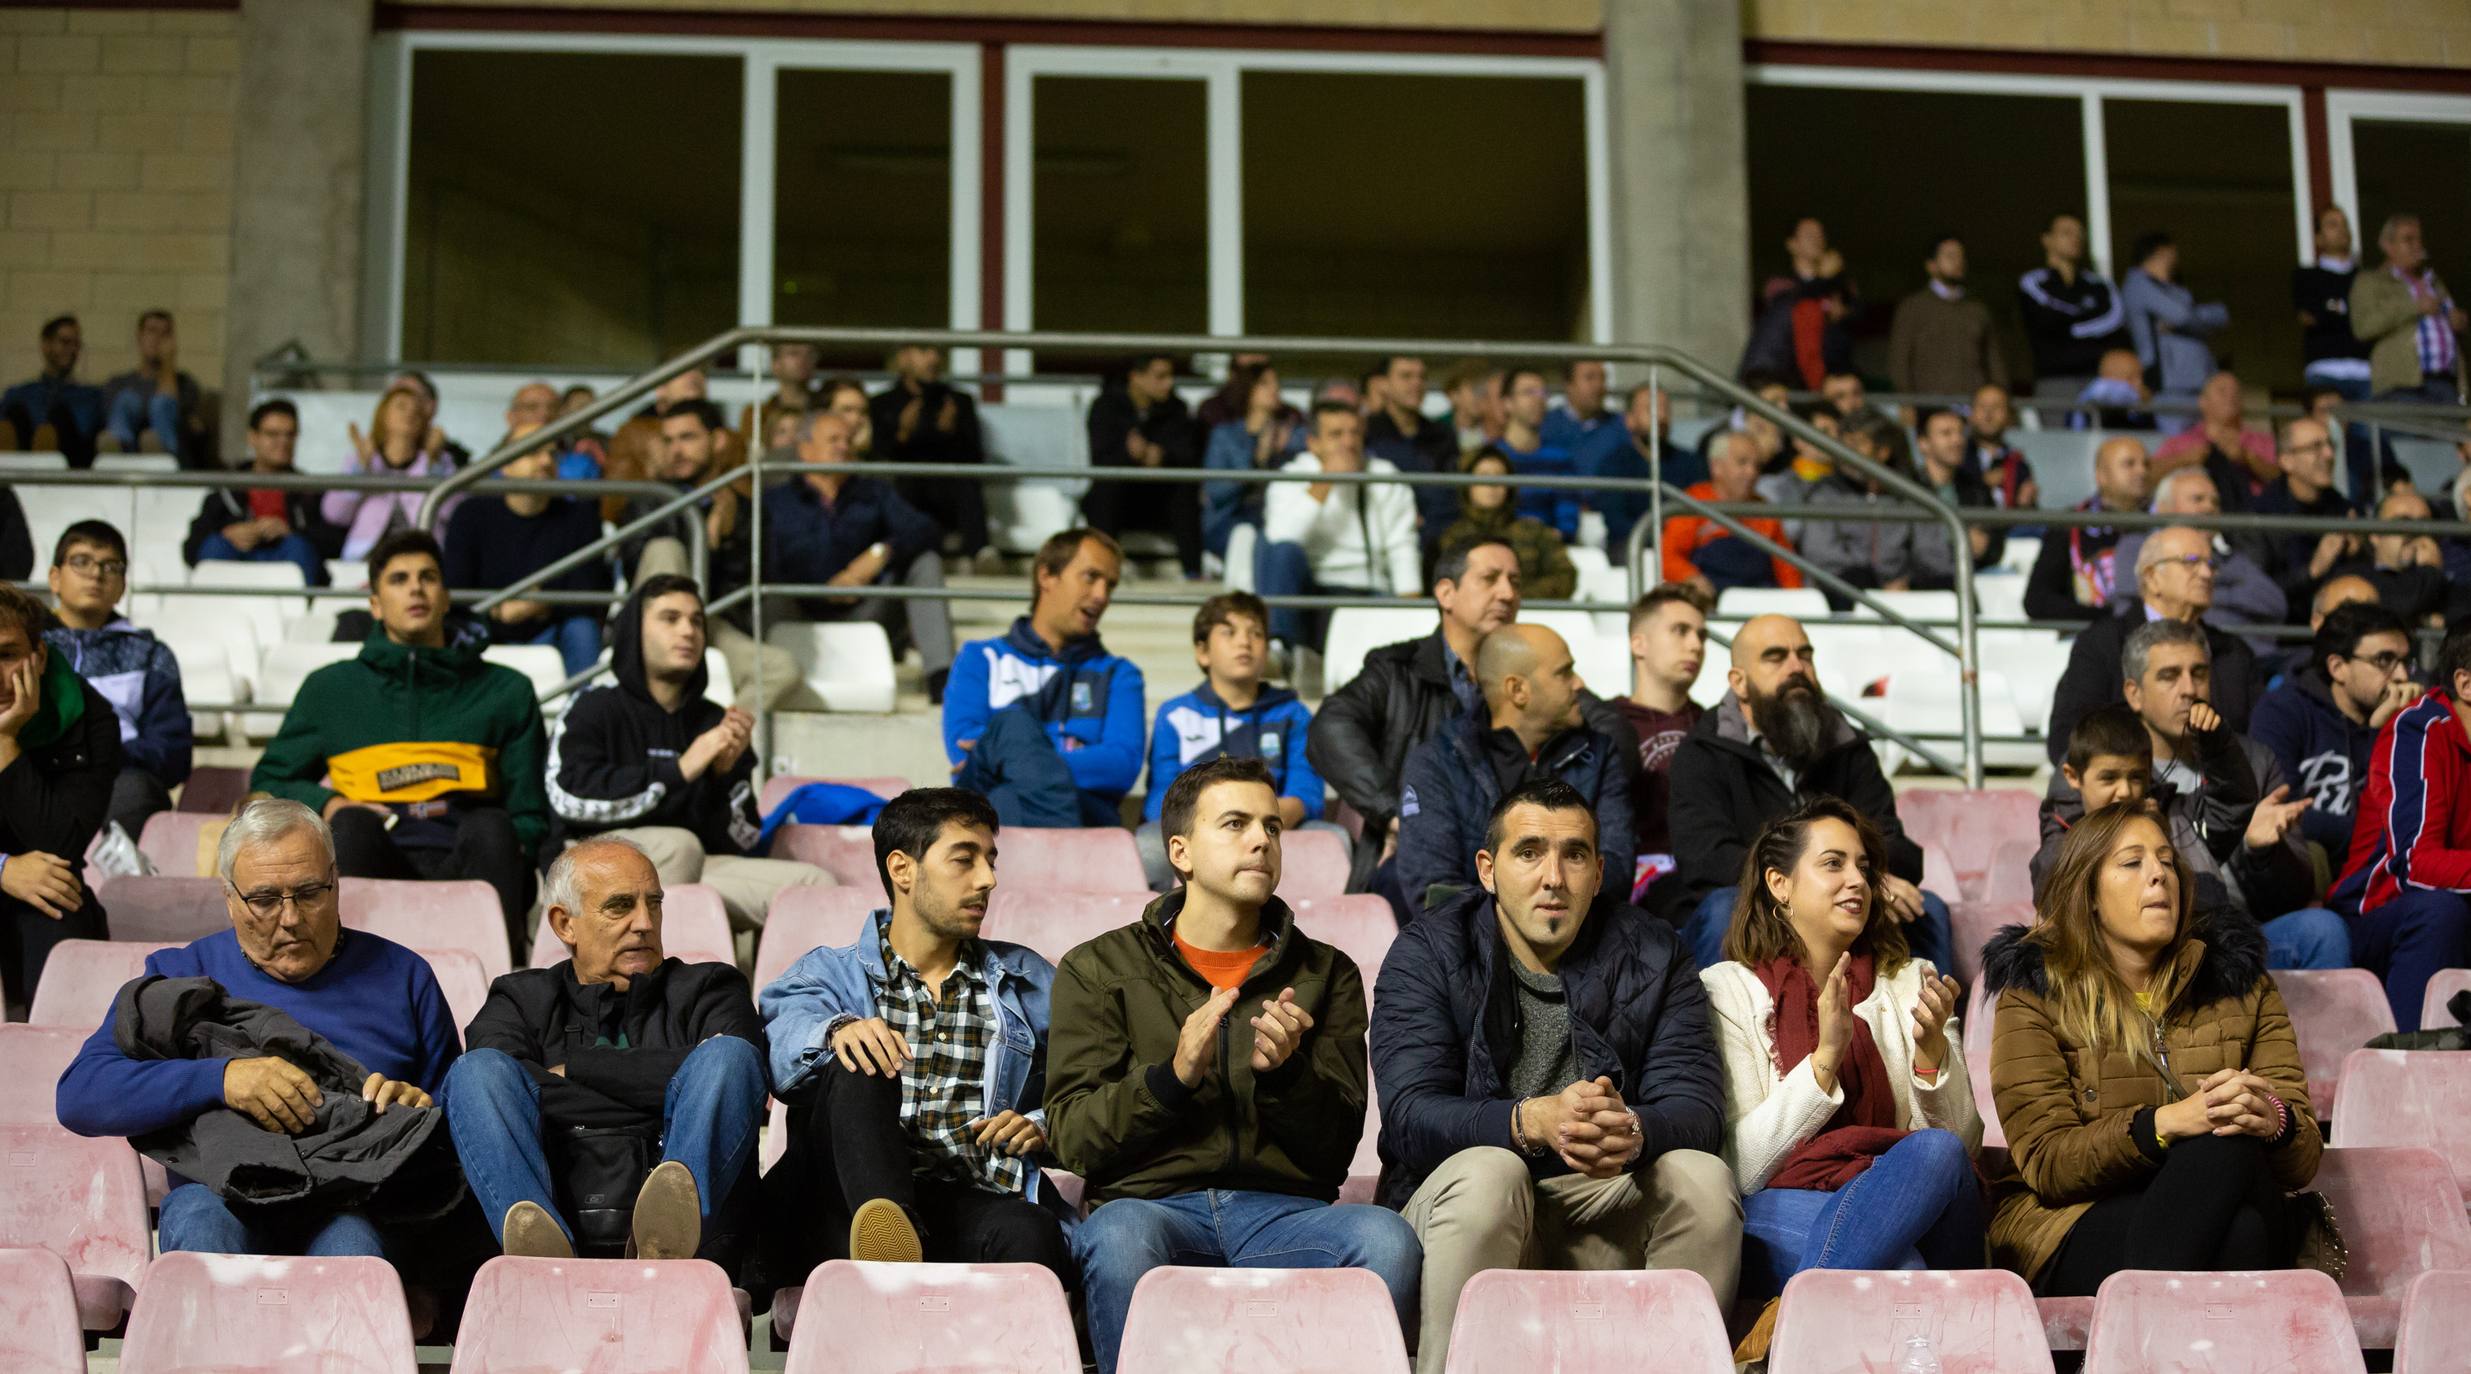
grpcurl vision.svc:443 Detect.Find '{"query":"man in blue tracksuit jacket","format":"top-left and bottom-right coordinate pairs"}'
top-left (942, 528), bottom-right (1144, 827)
top-left (42, 518), bottom-right (190, 839)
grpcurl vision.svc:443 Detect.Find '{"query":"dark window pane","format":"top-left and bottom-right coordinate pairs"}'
top-left (2352, 119), bottom-right (2471, 302)
top-left (774, 69), bottom-right (952, 371)
top-left (1030, 75), bottom-right (1207, 373)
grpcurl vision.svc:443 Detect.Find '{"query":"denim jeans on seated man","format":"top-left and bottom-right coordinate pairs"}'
top-left (1253, 540), bottom-right (1371, 654)
top-left (159, 1184), bottom-right (392, 1258)
top-left (523, 611), bottom-right (604, 678)
top-left (2259, 906), bottom-right (2350, 972)
top-left (1073, 1189), bottom-right (1421, 1374)
top-left (107, 386), bottom-right (185, 462)
top-left (441, 1037), bottom-right (766, 1255)
top-left (1685, 884), bottom-right (1954, 976)
top-left (951, 703), bottom-right (1109, 828)
top-left (196, 530), bottom-right (327, 587)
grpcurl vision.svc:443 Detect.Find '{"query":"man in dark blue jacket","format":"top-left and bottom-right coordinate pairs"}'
top-left (2250, 600), bottom-right (2419, 863)
top-left (1372, 778), bottom-right (1735, 1374)
top-left (761, 409), bottom-right (954, 698)
top-left (42, 519), bottom-right (188, 839)
top-left (1396, 623), bottom-right (1635, 913)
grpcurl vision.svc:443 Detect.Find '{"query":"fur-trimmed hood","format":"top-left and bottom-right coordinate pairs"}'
top-left (1978, 908), bottom-right (2270, 1012)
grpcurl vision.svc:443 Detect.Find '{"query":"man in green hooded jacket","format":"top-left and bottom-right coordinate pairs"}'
top-left (0, 582), bottom-right (121, 1009)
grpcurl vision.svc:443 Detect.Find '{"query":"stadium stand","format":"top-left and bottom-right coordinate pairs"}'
top-left (117, 1254), bottom-right (419, 1374)
top-left (778, 1260), bottom-right (1081, 1374)
top-left (450, 1256), bottom-right (749, 1374)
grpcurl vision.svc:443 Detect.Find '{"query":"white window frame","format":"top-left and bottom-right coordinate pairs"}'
top-left (2325, 89), bottom-right (2471, 240)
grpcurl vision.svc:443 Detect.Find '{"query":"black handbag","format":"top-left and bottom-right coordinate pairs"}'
top-left (551, 1122), bottom-right (661, 1256)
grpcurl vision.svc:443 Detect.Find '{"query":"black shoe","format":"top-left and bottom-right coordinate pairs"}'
top-left (927, 668), bottom-right (951, 705)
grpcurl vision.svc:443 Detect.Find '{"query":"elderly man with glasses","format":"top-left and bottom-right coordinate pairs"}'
top-left (2046, 524), bottom-right (2267, 765)
top-left (56, 797), bottom-right (461, 1257)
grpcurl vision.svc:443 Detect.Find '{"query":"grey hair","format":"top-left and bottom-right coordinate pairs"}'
top-left (2452, 465), bottom-right (2471, 523)
top-left (2134, 524), bottom-right (2208, 578)
top-left (542, 835), bottom-right (653, 917)
top-left (2379, 212), bottom-right (2421, 246)
top-left (215, 798), bottom-right (334, 883)
top-left (2149, 467), bottom-right (2214, 513)
top-left (2123, 617), bottom-right (2210, 683)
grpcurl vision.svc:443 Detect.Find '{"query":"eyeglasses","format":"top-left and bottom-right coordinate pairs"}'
top-left (2284, 440), bottom-right (2334, 457)
top-left (228, 878), bottom-right (336, 919)
top-left (2345, 651), bottom-right (2411, 674)
top-left (2158, 553), bottom-right (2221, 571)
top-left (63, 555), bottom-right (127, 579)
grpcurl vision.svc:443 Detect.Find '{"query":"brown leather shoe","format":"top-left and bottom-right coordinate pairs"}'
top-left (500, 1201), bottom-right (575, 1259)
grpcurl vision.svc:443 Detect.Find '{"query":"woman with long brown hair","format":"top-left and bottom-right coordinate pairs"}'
top-left (325, 381), bottom-right (459, 560)
top-left (1982, 799), bottom-right (2321, 1296)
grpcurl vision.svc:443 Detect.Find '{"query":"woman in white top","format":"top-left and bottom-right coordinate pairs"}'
top-left (1700, 796), bottom-right (1985, 1295)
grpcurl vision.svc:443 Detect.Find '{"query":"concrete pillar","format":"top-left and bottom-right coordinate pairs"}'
top-left (222, 0), bottom-right (372, 453)
top-left (1602, 0), bottom-right (1750, 381)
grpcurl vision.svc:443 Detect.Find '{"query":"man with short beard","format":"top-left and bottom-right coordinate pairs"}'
top-left (1666, 615), bottom-right (1950, 974)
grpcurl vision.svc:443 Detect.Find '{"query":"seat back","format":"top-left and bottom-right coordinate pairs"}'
top-left (985, 889), bottom-right (1152, 964)
top-left (0, 1125), bottom-right (152, 1330)
top-left (2395, 1269), bottom-right (2471, 1374)
top-left (1320, 608), bottom-right (1440, 699)
top-left (97, 874), bottom-right (230, 944)
top-left (530, 883), bottom-right (733, 970)
top-left (479, 644), bottom-right (568, 699)
top-left (0, 1026), bottom-right (89, 1125)
top-left (1714, 586), bottom-right (1830, 621)
top-left (1443, 1267), bottom-right (1731, 1374)
top-left (2333, 1055), bottom-right (2471, 1205)
top-left (137, 810), bottom-right (225, 877)
top-left (1769, 1268), bottom-right (2052, 1374)
top-left (2422, 969), bottom-right (2471, 1030)
top-left (417, 947), bottom-right (492, 1046)
top-left (1277, 827), bottom-right (1351, 899)
top-left (1949, 900), bottom-right (2034, 996)
top-left (2083, 1269), bottom-right (2363, 1374)
top-left (2311, 1144), bottom-right (2471, 1303)
top-left (768, 824), bottom-right (884, 890)
top-left (28, 940), bottom-right (172, 1029)
top-left (755, 886), bottom-right (882, 992)
top-left (763, 621), bottom-right (898, 713)
top-left (1288, 894), bottom-right (1397, 990)
top-left (1116, 1266), bottom-right (1410, 1374)
top-left (121, 1253), bottom-right (418, 1374)
top-left (782, 1260), bottom-right (1078, 1374)
top-left (0, 1248), bottom-right (93, 1374)
top-left (446, 1255), bottom-right (747, 1374)
top-left (990, 828), bottom-right (1147, 892)
top-left (2274, 969), bottom-right (2399, 1107)
top-left (758, 774), bottom-right (911, 815)
top-left (1893, 788), bottom-right (2043, 901)
top-left (341, 877), bottom-right (513, 979)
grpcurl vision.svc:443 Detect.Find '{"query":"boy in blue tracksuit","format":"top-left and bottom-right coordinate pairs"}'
top-left (41, 519), bottom-right (189, 839)
top-left (1136, 590), bottom-right (1337, 888)
top-left (942, 528), bottom-right (1145, 827)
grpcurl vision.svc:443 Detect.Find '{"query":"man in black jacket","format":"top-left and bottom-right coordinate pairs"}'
top-left (1668, 614), bottom-right (1949, 973)
top-left (870, 343), bottom-right (989, 561)
top-left (2045, 524), bottom-right (2265, 766)
top-left (0, 582), bottom-right (118, 1007)
top-left (1081, 353), bottom-right (1203, 578)
top-left (443, 836), bottom-right (767, 1264)
top-left (184, 399), bottom-right (344, 586)
top-left (547, 576), bottom-right (828, 934)
top-left (1373, 779), bottom-right (1735, 1374)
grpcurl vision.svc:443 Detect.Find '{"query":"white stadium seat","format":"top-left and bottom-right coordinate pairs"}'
top-left (764, 620), bottom-right (898, 712)
top-left (482, 643), bottom-right (569, 698)
top-left (1320, 607), bottom-right (1437, 698)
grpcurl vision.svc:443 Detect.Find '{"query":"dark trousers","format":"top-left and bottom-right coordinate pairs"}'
top-left (761, 1059), bottom-right (1074, 1290)
top-left (2, 894), bottom-right (107, 1011)
top-left (1082, 475), bottom-right (1202, 578)
top-left (896, 474), bottom-right (989, 557)
top-left (2345, 888), bottom-right (2471, 1033)
top-left (2036, 1133), bottom-right (2281, 1298)
top-left (954, 703), bottom-right (1110, 828)
top-left (329, 806), bottom-right (537, 959)
top-left (109, 767), bottom-right (172, 844)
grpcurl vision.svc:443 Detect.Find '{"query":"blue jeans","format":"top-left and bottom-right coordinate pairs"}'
top-left (524, 613), bottom-right (604, 678)
top-left (159, 1182), bottom-right (389, 1258)
top-left (2346, 889), bottom-right (2471, 1033)
top-left (953, 702), bottom-right (1110, 827)
top-left (1253, 539), bottom-right (1370, 653)
top-left (1073, 1189), bottom-right (1422, 1374)
top-left (107, 387), bottom-right (184, 461)
top-left (1740, 1129), bottom-right (1982, 1285)
top-left (197, 531), bottom-right (328, 587)
top-left (1684, 885), bottom-right (1953, 976)
top-left (442, 1038), bottom-right (767, 1247)
top-left (2261, 907), bottom-right (2350, 972)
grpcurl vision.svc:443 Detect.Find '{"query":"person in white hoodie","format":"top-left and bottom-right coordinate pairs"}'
top-left (1258, 400), bottom-right (1423, 667)
top-left (1699, 795), bottom-right (1985, 1346)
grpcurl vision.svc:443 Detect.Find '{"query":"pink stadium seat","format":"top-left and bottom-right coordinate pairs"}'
top-left (985, 888), bottom-right (1153, 963)
top-left (755, 886), bottom-right (881, 991)
top-left (0, 1125), bottom-right (152, 1331)
top-left (2421, 970), bottom-right (2471, 1029)
top-left (1442, 1267), bottom-right (1731, 1374)
top-left (2313, 1145), bottom-right (2471, 1347)
top-left (779, 1260), bottom-right (1078, 1374)
top-left (1898, 788), bottom-right (2042, 899)
top-left (417, 946), bottom-right (490, 1045)
top-left (1278, 826), bottom-right (1351, 898)
top-left (1769, 1269), bottom-right (2053, 1374)
top-left (341, 877), bottom-right (512, 979)
top-left (1116, 1266), bottom-right (1410, 1374)
top-left (2275, 968), bottom-right (2398, 1111)
top-left (136, 811), bottom-right (222, 877)
top-left (769, 824), bottom-right (883, 891)
top-left (1921, 842), bottom-right (1960, 908)
top-left (759, 774), bottom-right (913, 815)
top-left (1946, 899), bottom-right (2030, 994)
top-left (120, 1253), bottom-right (417, 1374)
top-left (530, 882), bottom-right (734, 970)
top-left (1288, 893), bottom-right (1398, 991)
top-left (448, 1255), bottom-right (747, 1374)
top-left (1977, 840), bottom-right (2039, 908)
top-left (0, 1248), bottom-right (95, 1374)
top-left (98, 874), bottom-right (229, 944)
top-left (2333, 1053), bottom-right (2471, 1206)
top-left (0, 1026), bottom-right (84, 1125)
top-left (2394, 1270), bottom-right (2471, 1374)
top-left (988, 828), bottom-right (1147, 892)
top-left (2037, 1297), bottom-right (2092, 1353)
top-left (28, 938), bottom-right (172, 1029)
top-left (2082, 1269), bottom-right (2364, 1374)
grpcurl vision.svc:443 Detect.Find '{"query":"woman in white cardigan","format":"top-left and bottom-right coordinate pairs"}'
top-left (1700, 796), bottom-right (1986, 1295)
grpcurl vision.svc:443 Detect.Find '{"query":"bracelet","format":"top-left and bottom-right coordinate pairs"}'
top-left (2267, 1092), bottom-right (2292, 1144)
top-left (1509, 1099), bottom-right (1530, 1154)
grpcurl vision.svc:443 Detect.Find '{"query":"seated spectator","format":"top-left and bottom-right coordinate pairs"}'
top-left (602, 370), bottom-right (730, 523)
top-left (0, 583), bottom-right (114, 1006)
top-left (2330, 627), bottom-right (2471, 1030)
top-left (0, 315), bottom-right (103, 466)
top-left (1200, 359), bottom-right (1298, 562)
top-left (1373, 779), bottom-right (1737, 1374)
top-left (1661, 431), bottom-right (1807, 599)
top-left (1138, 592), bottom-right (1337, 890)
top-left (1700, 376), bottom-right (1793, 479)
top-left (1541, 359), bottom-right (1625, 480)
top-left (2248, 415), bottom-right (2357, 609)
top-left (1436, 449), bottom-right (1576, 601)
top-left (1819, 371), bottom-right (1879, 433)
top-left (548, 577), bottom-right (827, 932)
top-left (2110, 469), bottom-right (2287, 654)
top-left (2069, 347), bottom-right (2157, 431)
top-left (2449, 464), bottom-right (2471, 588)
top-left (42, 520), bottom-right (187, 840)
top-left (1494, 368), bottom-right (1579, 542)
top-left (1082, 353), bottom-right (1202, 579)
top-left (1397, 624), bottom-right (1636, 913)
top-left (1585, 384), bottom-right (1701, 555)
top-left (1793, 413), bottom-right (1906, 603)
top-left (745, 343), bottom-right (819, 465)
top-left (1966, 382), bottom-right (2038, 509)
top-left (0, 488), bottom-right (27, 581)
top-left (1048, 758), bottom-right (1420, 1374)
top-left (56, 799), bottom-right (459, 1256)
top-left (2260, 573), bottom-right (2383, 689)
top-left (2046, 525), bottom-right (2265, 762)
top-left (1908, 407), bottom-right (2005, 587)
top-left (2251, 603), bottom-right (2417, 869)
top-left (501, 381), bottom-right (596, 483)
top-left (1706, 799), bottom-right (1982, 1349)
top-left (2023, 436), bottom-right (2150, 623)
top-left (386, 369), bottom-right (470, 466)
top-left (870, 344), bottom-right (991, 561)
top-left (2325, 486), bottom-right (2466, 628)
top-left (1985, 801), bottom-right (2320, 1295)
top-left (761, 404), bottom-right (955, 701)
top-left (757, 788), bottom-right (1073, 1280)
top-left (1669, 615), bottom-right (1953, 975)
top-left (1442, 361), bottom-right (1504, 456)
top-left (1308, 538), bottom-right (1522, 914)
top-left (1617, 585), bottom-right (1709, 910)
top-left (1364, 355), bottom-right (1461, 553)
top-left (1259, 401), bottom-right (1423, 660)
top-left (2150, 371), bottom-right (2275, 510)
top-left (185, 399), bottom-right (344, 586)
top-left (944, 528), bottom-right (1144, 827)
top-left (551, 384), bottom-right (608, 480)
top-left (250, 530), bottom-right (546, 952)
top-left (99, 310), bottom-right (207, 465)
top-left (326, 382), bottom-right (461, 562)
top-left (446, 837), bottom-right (765, 1263)
top-left (441, 424), bottom-right (610, 677)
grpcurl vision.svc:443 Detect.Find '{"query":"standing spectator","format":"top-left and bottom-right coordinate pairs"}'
top-left (441, 425), bottom-right (611, 677)
top-left (99, 310), bottom-right (207, 465)
top-left (185, 400), bottom-right (342, 586)
top-left (2150, 372), bottom-right (2276, 508)
top-left (2045, 525), bottom-right (2266, 766)
top-left (2120, 232), bottom-right (2231, 428)
top-left (42, 521), bottom-right (188, 840)
top-left (1617, 585), bottom-right (1708, 910)
top-left (325, 382), bottom-right (461, 562)
top-left (2350, 212), bottom-right (2466, 406)
top-left (1659, 432), bottom-right (1806, 599)
top-left (2109, 469), bottom-right (2287, 655)
top-left (870, 344), bottom-right (991, 562)
top-left (1889, 234), bottom-right (2006, 398)
top-left (1907, 407), bottom-right (2004, 588)
top-left (1740, 219), bottom-right (1856, 389)
top-left (2249, 416), bottom-right (2358, 608)
top-left (0, 583), bottom-right (115, 1006)
top-left (1364, 355), bottom-right (1461, 552)
top-left (1586, 384), bottom-right (1699, 556)
top-left (2252, 602), bottom-right (2417, 866)
top-left (1493, 368), bottom-right (1579, 542)
top-left (2294, 206), bottom-right (2375, 495)
top-left (1258, 402), bottom-right (1423, 659)
top-left (1083, 353), bottom-right (1202, 579)
top-left (1, 315), bottom-right (103, 466)
top-left (1435, 449), bottom-right (1576, 602)
top-left (1966, 383), bottom-right (2038, 510)
top-left (2022, 436), bottom-right (2150, 624)
top-left (1200, 359), bottom-right (1299, 563)
top-left (2018, 212), bottom-right (2127, 401)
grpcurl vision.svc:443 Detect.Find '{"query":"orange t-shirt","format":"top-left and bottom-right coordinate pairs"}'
top-left (1175, 929), bottom-right (1263, 991)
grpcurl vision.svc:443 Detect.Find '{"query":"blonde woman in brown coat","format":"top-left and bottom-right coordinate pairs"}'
top-left (1981, 800), bottom-right (2322, 1297)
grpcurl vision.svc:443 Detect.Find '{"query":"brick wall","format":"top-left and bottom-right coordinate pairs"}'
top-left (0, 8), bottom-right (237, 402)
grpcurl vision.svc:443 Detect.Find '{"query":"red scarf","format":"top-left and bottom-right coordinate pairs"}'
top-left (1754, 953), bottom-right (1905, 1191)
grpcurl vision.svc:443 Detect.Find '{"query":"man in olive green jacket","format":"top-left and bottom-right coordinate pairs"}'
top-left (1045, 756), bottom-right (1419, 1374)
top-left (2349, 212), bottom-right (2465, 402)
